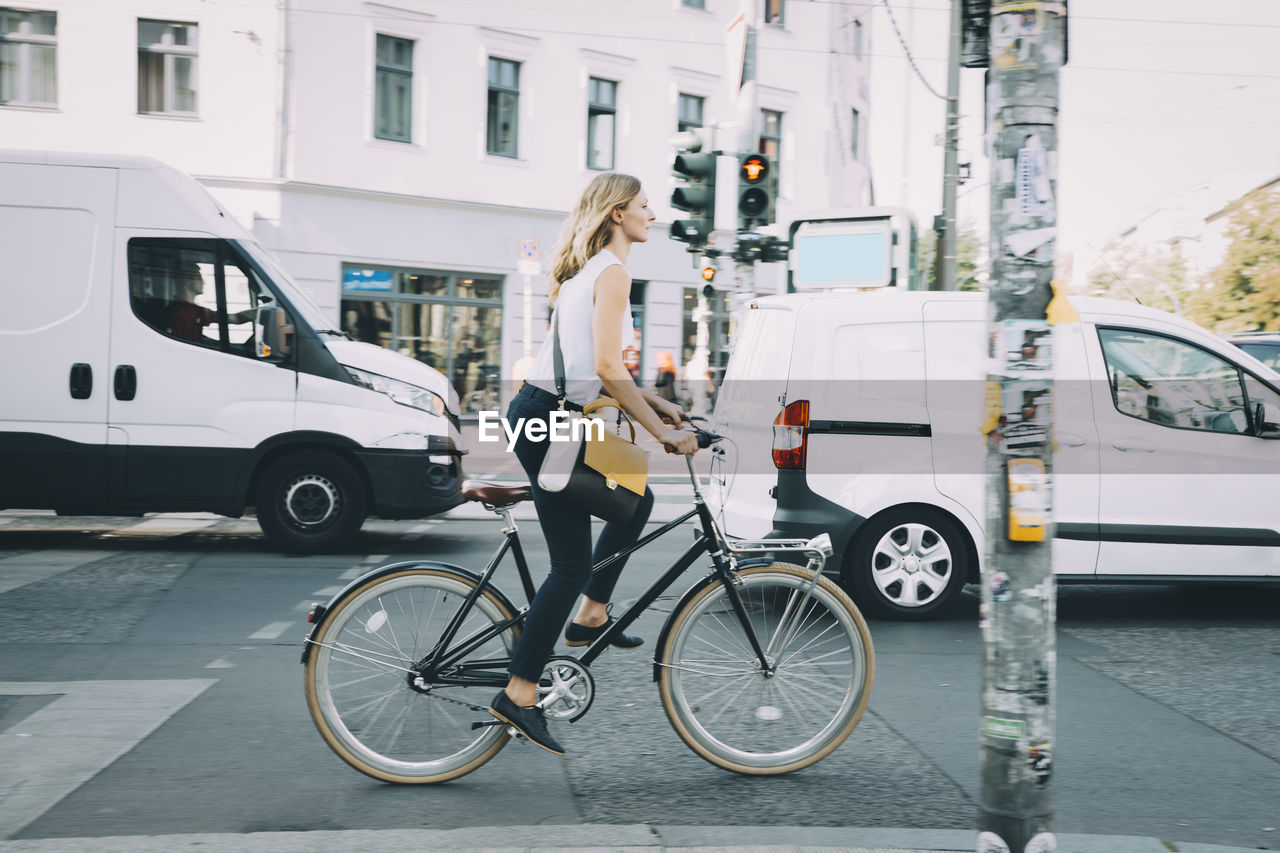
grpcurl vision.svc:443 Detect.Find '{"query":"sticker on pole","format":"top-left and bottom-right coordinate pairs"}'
top-left (977, 831), bottom-right (1010, 853)
top-left (983, 715), bottom-right (1026, 739)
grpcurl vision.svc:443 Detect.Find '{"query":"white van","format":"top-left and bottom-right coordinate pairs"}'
top-left (0, 150), bottom-right (466, 552)
top-left (709, 290), bottom-right (1280, 619)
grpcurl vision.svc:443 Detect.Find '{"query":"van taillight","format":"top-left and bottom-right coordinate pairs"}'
top-left (772, 400), bottom-right (809, 470)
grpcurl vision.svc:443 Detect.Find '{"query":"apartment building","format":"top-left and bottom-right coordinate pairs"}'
top-left (0, 0), bottom-right (873, 410)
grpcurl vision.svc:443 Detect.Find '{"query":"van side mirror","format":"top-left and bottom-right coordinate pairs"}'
top-left (1253, 401), bottom-right (1280, 438)
top-left (256, 305), bottom-right (294, 362)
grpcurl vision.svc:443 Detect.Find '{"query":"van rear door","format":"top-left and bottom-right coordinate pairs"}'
top-left (0, 161), bottom-right (115, 511)
top-left (709, 299), bottom-right (799, 538)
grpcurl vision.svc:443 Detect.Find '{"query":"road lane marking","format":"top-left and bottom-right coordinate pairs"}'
top-left (0, 551), bottom-right (106, 596)
top-left (104, 517), bottom-right (221, 537)
top-left (204, 658), bottom-right (234, 669)
top-left (247, 621), bottom-right (293, 640)
top-left (311, 586), bottom-right (341, 597)
top-left (0, 679), bottom-right (215, 837)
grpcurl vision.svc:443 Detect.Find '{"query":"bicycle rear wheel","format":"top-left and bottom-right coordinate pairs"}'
top-left (304, 568), bottom-right (520, 783)
top-left (657, 562), bottom-right (874, 774)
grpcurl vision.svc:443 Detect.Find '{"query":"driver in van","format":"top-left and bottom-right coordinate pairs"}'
top-left (165, 268), bottom-right (254, 342)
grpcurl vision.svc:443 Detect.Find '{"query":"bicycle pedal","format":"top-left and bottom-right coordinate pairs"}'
top-left (470, 719), bottom-right (506, 731)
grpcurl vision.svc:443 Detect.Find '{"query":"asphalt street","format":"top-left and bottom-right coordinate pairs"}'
top-left (0, 505), bottom-right (1278, 851)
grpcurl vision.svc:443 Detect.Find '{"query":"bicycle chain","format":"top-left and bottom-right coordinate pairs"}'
top-left (415, 678), bottom-right (488, 713)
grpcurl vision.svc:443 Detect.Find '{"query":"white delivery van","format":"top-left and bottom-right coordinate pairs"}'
top-left (709, 290), bottom-right (1280, 619)
top-left (0, 150), bottom-right (467, 552)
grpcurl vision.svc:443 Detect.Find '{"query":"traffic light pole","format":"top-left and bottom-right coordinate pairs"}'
top-left (977, 3), bottom-right (1067, 852)
top-left (732, 0), bottom-right (761, 307)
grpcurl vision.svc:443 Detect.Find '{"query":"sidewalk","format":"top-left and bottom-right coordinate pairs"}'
top-left (0, 824), bottom-right (1266, 852)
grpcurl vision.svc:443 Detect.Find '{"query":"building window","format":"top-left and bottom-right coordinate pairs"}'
top-left (587, 77), bottom-right (617, 171)
top-left (341, 266), bottom-right (504, 412)
top-left (682, 0), bottom-right (706, 8)
top-left (0, 8), bottom-right (56, 106)
top-left (853, 19), bottom-right (864, 59)
top-left (759, 109), bottom-right (782, 162)
top-left (138, 19), bottom-right (197, 115)
top-left (683, 287), bottom-right (731, 400)
top-left (374, 34), bottom-right (413, 142)
top-left (764, 0), bottom-right (785, 25)
top-left (487, 57), bottom-right (520, 157)
top-left (850, 107), bottom-right (860, 160)
top-left (677, 92), bottom-right (704, 132)
top-left (626, 280), bottom-right (646, 381)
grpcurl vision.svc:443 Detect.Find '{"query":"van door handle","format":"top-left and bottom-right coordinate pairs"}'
top-left (1058, 432), bottom-right (1087, 447)
top-left (114, 365), bottom-right (137, 401)
top-left (1113, 437), bottom-right (1157, 453)
top-left (69, 363), bottom-right (93, 399)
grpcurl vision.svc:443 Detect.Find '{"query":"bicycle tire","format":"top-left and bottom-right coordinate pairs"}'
top-left (304, 568), bottom-right (520, 783)
top-left (657, 562), bottom-right (874, 775)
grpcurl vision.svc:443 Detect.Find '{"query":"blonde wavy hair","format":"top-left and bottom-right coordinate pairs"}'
top-left (547, 172), bottom-right (642, 305)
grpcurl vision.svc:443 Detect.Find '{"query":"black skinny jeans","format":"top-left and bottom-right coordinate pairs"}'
top-left (504, 386), bottom-right (655, 683)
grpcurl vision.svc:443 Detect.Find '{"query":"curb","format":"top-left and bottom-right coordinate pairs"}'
top-left (0, 825), bottom-right (1267, 853)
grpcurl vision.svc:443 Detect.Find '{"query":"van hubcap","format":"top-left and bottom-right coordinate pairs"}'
top-left (283, 475), bottom-right (339, 527)
top-left (871, 522), bottom-right (952, 608)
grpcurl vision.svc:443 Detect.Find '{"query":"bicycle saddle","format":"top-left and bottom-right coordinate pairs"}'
top-left (461, 480), bottom-right (532, 506)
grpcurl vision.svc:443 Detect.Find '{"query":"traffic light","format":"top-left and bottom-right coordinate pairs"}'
top-left (670, 129), bottom-right (716, 249)
top-left (737, 152), bottom-right (776, 230)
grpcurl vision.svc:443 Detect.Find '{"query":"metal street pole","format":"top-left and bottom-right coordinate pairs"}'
top-left (733, 0), bottom-right (761, 304)
top-left (939, 0), bottom-right (963, 290)
top-left (977, 3), bottom-right (1068, 852)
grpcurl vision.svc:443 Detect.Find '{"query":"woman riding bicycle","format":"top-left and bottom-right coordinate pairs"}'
top-left (489, 173), bottom-right (699, 754)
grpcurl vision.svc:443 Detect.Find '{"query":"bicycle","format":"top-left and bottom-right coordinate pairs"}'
top-left (300, 423), bottom-right (874, 783)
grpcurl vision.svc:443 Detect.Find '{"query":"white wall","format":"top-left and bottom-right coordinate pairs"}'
top-left (2, 0), bottom-right (873, 395)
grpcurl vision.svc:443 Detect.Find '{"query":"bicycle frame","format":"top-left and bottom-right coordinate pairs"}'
top-left (369, 455), bottom-right (832, 693)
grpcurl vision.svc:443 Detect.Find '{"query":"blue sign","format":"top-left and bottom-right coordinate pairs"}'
top-left (343, 268), bottom-right (393, 292)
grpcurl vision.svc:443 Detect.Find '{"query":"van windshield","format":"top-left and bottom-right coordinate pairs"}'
top-left (236, 239), bottom-right (341, 334)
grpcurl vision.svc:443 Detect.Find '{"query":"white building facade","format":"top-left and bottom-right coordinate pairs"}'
top-left (1, 0), bottom-right (873, 411)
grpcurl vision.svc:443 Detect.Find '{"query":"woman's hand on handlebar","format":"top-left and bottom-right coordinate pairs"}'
top-left (652, 397), bottom-right (685, 426)
top-left (659, 426), bottom-right (699, 456)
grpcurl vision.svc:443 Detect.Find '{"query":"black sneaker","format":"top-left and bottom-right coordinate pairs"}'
top-left (564, 616), bottom-right (644, 649)
top-left (488, 691), bottom-right (565, 756)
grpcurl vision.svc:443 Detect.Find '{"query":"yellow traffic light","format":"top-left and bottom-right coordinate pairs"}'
top-left (741, 154), bottom-right (767, 184)
top-left (701, 265), bottom-right (716, 282)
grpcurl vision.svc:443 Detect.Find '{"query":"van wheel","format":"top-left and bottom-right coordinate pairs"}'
top-left (256, 451), bottom-right (367, 553)
top-left (846, 507), bottom-right (968, 620)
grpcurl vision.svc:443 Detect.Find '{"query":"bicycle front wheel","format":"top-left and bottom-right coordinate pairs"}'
top-left (658, 562), bottom-right (874, 774)
top-left (304, 568), bottom-right (520, 784)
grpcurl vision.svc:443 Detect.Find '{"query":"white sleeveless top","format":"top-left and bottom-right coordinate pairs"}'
top-left (525, 248), bottom-right (634, 406)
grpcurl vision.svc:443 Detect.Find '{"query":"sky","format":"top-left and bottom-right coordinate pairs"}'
top-left (865, 0), bottom-right (1280, 278)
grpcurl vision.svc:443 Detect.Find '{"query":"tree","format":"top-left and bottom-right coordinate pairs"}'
top-left (1186, 187), bottom-right (1280, 333)
top-left (1086, 241), bottom-right (1191, 317)
top-left (919, 224), bottom-right (984, 290)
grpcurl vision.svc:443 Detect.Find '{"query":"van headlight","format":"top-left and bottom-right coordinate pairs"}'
top-left (345, 367), bottom-right (446, 417)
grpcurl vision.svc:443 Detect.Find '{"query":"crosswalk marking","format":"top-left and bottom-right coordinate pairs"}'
top-left (247, 621), bottom-right (293, 640)
top-left (0, 679), bottom-right (215, 837)
top-left (103, 517), bottom-right (221, 537)
top-left (0, 551), bottom-right (106, 596)
top-left (204, 657), bottom-right (234, 669)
